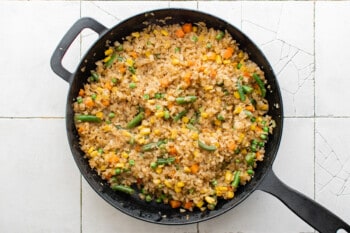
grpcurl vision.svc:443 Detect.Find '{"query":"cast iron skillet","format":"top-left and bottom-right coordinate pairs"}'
top-left (50, 9), bottom-right (350, 233)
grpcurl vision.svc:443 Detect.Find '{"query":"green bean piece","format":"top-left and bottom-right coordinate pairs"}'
top-left (91, 71), bottom-right (99, 81)
top-left (247, 169), bottom-right (254, 175)
top-left (116, 45), bottom-right (123, 51)
top-left (186, 123), bottom-right (198, 131)
top-left (129, 160), bottom-right (135, 166)
top-left (150, 162), bottom-right (157, 169)
top-left (237, 82), bottom-right (246, 101)
top-left (75, 114), bottom-right (102, 123)
top-left (128, 66), bottom-right (136, 74)
top-left (236, 63), bottom-right (242, 69)
top-left (115, 168), bottom-right (122, 175)
top-left (108, 112), bottom-right (115, 118)
top-left (215, 31), bottom-right (225, 40)
top-left (164, 111), bottom-right (170, 119)
top-left (105, 53), bottom-right (117, 68)
top-left (252, 73), bottom-right (266, 97)
top-left (126, 112), bottom-right (144, 129)
top-left (175, 96), bottom-right (197, 104)
top-left (156, 157), bottom-right (175, 165)
top-left (129, 83), bottom-right (137, 89)
top-left (207, 203), bottom-right (216, 210)
top-left (111, 184), bottom-right (135, 195)
top-left (173, 110), bottom-right (187, 121)
top-left (76, 96), bottom-right (83, 104)
top-left (217, 115), bottom-right (225, 121)
top-left (145, 195), bottom-right (152, 202)
top-left (242, 85), bottom-right (253, 94)
top-left (232, 171), bottom-right (241, 188)
top-left (198, 140), bottom-right (217, 152)
top-left (245, 153), bottom-right (256, 166)
top-left (142, 140), bottom-right (167, 152)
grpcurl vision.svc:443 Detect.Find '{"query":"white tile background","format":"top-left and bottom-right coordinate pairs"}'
top-left (0, 1), bottom-right (349, 233)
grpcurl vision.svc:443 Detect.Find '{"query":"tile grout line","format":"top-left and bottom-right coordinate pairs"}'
top-left (313, 1), bottom-right (317, 233)
top-left (79, 2), bottom-right (83, 233)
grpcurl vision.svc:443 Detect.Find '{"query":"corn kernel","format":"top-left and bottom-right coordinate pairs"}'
top-left (102, 125), bottom-right (111, 132)
top-left (171, 130), bottom-right (178, 139)
top-left (241, 148), bottom-right (247, 155)
top-left (195, 200), bottom-right (204, 208)
top-left (145, 51), bottom-right (151, 58)
top-left (90, 151), bottom-right (99, 157)
top-left (137, 137), bottom-right (145, 145)
top-left (112, 87), bottom-right (118, 93)
top-left (155, 111), bottom-right (165, 118)
top-left (164, 180), bottom-right (172, 188)
top-left (225, 171), bottom-right (233, 183)
top-left (131, 75), bottom-right (138, 82)
top-left (131, 32), bottom-right (140, 38)
top-left (121, 152), bottom-right (129, 159)
top-left (104, 48), bottom-right (113, 56)
top-left (171, 58), bottom-right (180, 65)
top-left (181, 128), bottom-right (188, 134)
top-left (149, 116), bottom-right (156, 124)
top-left (154, 129), bottom-right (161, 136)
top-left (153, 179), bottom-right (161, 185)
top-left (184, 166), bottom-right (191, 173)
top-left (155, 167), bottom-right (163, 174)
top-left (238, 133), bottom-right (245, 143)
top-left (202, 55), bottom-right (208, 61)
top-left (192, 26), bottom-right (198, 32)
top-left (233, 91), bottom-right (240, 99)
top-left (116, 163), bottom-right (124, 168)
top-left (215, 55), bottom-right (222, 64)
top-left (260, 104), bottom-right (269, 111)
top-left (200, 189), bottom-right (207, 194)
top-left (103, 56), bottom-right (111, 63)
top-left (88, 147), bottom-right (95, 154)
top-left (214, 142), bottom-right (220, 148)
top-left (205, 196), bottom-right (216, 204)
top-left (191, 132), bottom-right (199, 140)
top-left (160, 29), bottom-right (169, 36)
top-left (257, 117), bottom-right (262, 123)
top-left (182, 116), bottom-right (189, 124)
top-left (153, 29), bottom-right (159, 35)
top-left (126, 58), bottom-right (134, 67)
top-left (238, 51), bottom-right (244, 59)
top-left (96, 112), bottom-right (104, 119)
top-left (122, 130), bottom-right (131, 138)
top-left (217, 186), bottom-right (228, 192)
top-left (175, 186), bottom-right (182, 193)
top-left (234, 106), bottom-right (242, 114)
top-left (176, 181), bottom-right (185, 188)
top-left (227, 191), bottom-right (234, 199)
top-left (201, 112), bottom-right (208, 118)
top-left (193, 150), bottom-right (200, 158)
top-left (250, 124), bottom-right (256, 131)
top-left (204, 85), bottom-right (213, 91)
top-left (223, 59), bottom-right (231, 64)
top-left (214, 120), bottom-right (221, 126)
top-left (140, 128), bottom-right (151, 135)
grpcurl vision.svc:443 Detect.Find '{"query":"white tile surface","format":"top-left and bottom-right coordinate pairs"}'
top-left (242, 1), bottom-right (314, 117)
top-left (315, 2), bottom-right (350, 116)
top-left (0, 119), bottom-right (80, 232)
top-left (1, 1), bottom-right (350, 233)
top-left (0, 1), bottom-right (80, 117)
top-left (316, 118), bottom-right (350, 224)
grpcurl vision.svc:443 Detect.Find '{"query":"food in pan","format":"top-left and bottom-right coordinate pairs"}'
top-left (73, 22), bottom-right (275, 211)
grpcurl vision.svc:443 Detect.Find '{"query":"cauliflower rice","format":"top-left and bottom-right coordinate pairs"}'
top-left (73, 22), bottom-right (275, 211)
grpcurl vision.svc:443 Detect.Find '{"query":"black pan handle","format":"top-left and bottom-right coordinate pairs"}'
top-left (50, 17), bottom-right (107, 83)
top-left (258, 169), bottom-right (350, 233)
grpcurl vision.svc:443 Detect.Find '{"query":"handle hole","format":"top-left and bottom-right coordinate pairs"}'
top-left (61, 33), bottom-right (81, 74)
top-left (337, 229), bottom-right (348, 233)
top-left (81, 28), bottom-right (99, 57)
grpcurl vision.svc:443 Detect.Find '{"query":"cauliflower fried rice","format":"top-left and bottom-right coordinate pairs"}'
top-left (73, 22), bottom-right (275, 211)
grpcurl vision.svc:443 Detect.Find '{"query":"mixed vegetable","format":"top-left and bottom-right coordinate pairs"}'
top-left (73, 22), bottom-right (275, 212)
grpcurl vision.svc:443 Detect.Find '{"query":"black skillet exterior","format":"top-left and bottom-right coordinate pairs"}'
top-left (64, 9), bottom-right (283, 224)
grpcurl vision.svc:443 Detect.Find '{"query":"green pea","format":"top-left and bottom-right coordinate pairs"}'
top-left (77, 96), bottom-right (83, 104)
top-left (129, 83), bottom-right (136, 89)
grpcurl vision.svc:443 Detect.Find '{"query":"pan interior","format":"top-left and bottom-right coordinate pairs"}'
top-left (66, 8), bottom-right (283, 224)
